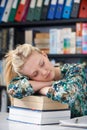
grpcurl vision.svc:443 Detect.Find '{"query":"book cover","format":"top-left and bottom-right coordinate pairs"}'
top-left (1, 28), bottom-right (9, 51)
top-left (76, 23), bottom-right (82, 54)
top-left (1, 0), bottom-right (14, 22)
top-left (8, 0), bottom-right (20, 22)
top-left (70, 0), bottom-right (81, 18)
top-left (49, 28), bottom-right (64, 54)
top-left (62, 28), bottom-right (72, 54)
top-left (25, 29), bottom-right (40, 46)
top-left (26, 0), bottom-right (37, 21)
top-left (62, 0), bottom-right (73, 19)
top-left (34, 0), bottom-right (44, 21)
top-left (82, 23), bottom-right (87, 54)
top-left (0, 0), bottom-right (8, 23)
top-left (21, 0), bottom-right (31, 22)
top-left (47, 0), bottom-right (57, 20)
top-left (14, 28), bottom-right (25, 48)
top-left (14, 0), bottom-right (28, 22)
top-left (13, 95), bottom-right (69, 110)
top-left (55, 0), bottom-right (65, 19)
top-left (40, 0), bottom-right (51, 20)
top-left (79, 0), bottom-right (87, 18)
top-left (8, 106), bottom-right (70, 124)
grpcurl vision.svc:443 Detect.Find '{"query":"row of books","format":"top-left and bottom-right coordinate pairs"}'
top-left (0, 28), bottom-right (27, 52)
top-left (34, 23), bottom-right (87, 54)
top-left (0, 0), bottom-right (87, 23)
top-left (1, 23), bottom-right (87, 55)
top-left (8, 95), bottom-right (70, 125)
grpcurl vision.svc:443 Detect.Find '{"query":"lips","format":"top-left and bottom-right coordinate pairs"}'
top-left (45, 71), bottom-right (51, 79)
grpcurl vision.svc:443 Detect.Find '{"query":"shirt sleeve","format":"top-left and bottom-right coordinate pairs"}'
top-left (47, 63), bottom-right (87, 117)
top-left (7, 76), bottom-right (34, 99)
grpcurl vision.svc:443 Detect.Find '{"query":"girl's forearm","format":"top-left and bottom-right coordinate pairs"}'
top-left (29, 80), bottom-right (53, 92)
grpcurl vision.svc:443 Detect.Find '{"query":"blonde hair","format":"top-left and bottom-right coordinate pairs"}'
top-left (4, 43), bottom-right (40, 86)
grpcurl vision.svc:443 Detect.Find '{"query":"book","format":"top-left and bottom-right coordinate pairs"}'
top-left (8, 0), bottom-right (20, 22)
top-left (25, 30), bottom-right (34, 45)
top-left (40, 0), bottom-right (51, 20)
top-left (1, 28), bottom-right (9, 51)
top-left (8, 106), bottom-right (70, 125)
top-left (70, 32), bottom-right (76, 54)
top-left (0, 0), bottom-right (8, 23)
top-left (8, 28), bottom-right (14, 50)
top-left (34, 38), bottom-right (49, 44)
top-left (76, 23), bottom-right (82, 54)
top-left (33, 0), bottom-right (44, 21)
top-left (62, 0), bottom-right (73, 19)
top-left (26, 0), bottom-right (37, 21)
top-left (1, 0), bottom-right (14, 22)
top-left (62, 28), bottom-right (72, 54)
top-left (14, 28), bottom-right (25, 48)
top-left (21, 0), bottom-right (31, 22)
top-left (35, 32), bottom-right (49, 39)
top-left (78, 0), bottom-right (87, 18)
top-left (25, 29), bottom-right (40, 46)
top-left (49, 28), bottom-right (64, 54)
top-left (82, 23), bottom-right (87, 54)
top-left (70, 0), bottom-right (81, 18)
top-left (14, 0), bottom-right (28, 22)
top-left (13, 95), bottom-right (69, 110)
top-left (55, 0), bottom-right (65, 19)
top-left (47, 0), bottom-right (57, 20)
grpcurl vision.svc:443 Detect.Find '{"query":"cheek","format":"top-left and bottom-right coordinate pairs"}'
top-left (20, 67), bottom-right (30, 77)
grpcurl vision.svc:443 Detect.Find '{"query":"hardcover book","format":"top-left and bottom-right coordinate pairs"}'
top-left (13, 95), bottom-right (69, 110)
top-left (8, 106), bottom-right (70, 125)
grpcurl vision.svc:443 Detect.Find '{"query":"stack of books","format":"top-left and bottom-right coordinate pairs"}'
top-left (8, 95), bottom-right (70, 125)
top-left (34, 32), bottom-right (50, 54)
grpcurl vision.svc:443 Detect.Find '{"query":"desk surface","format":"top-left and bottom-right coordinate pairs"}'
top-left (0, 112), bottom-right (85, 130)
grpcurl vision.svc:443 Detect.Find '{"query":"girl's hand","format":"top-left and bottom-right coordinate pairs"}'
top-left (38, 87), bottom-right (51, 96)
top-left (29, 80), bottom-right (53, 92)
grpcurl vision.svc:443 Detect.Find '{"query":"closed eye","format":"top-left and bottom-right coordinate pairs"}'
top-left (31, 71), bottom-right (38, 78)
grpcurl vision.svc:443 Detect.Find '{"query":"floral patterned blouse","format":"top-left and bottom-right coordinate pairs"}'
top-left (8, 63), bottom-right (87, 118)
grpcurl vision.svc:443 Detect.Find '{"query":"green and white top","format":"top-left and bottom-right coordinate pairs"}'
top-left (8, 63), bottom-right (87, 118)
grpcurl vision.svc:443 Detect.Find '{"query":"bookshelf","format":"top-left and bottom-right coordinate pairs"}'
top-left (0, 19), bottom-right (87, 65)
top-left (0, 18), bottom-right (87, 112)
top-left (0, 18), bottom-right (87, 28)
top-left (0, 18), bottom-right (87, 59)
top-left (48, 54), bottom-right (87, 59)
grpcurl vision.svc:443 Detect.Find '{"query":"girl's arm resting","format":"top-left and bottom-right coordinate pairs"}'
top-left (8, 76), bottom-right (34, 99)
top-left (8, 76), bottom-right (53, 99)
top-left (47, 63), bottom-right (86, 104)
top-left (30, 80), bottom-right (53, 92)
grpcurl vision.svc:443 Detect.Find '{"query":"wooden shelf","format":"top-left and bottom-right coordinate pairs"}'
top-left (0, 18), bottom-right (87, 28)
top-left (0, 51), bottom-right (87, 59)
top-left (48, 54), bottom-right (87, 59)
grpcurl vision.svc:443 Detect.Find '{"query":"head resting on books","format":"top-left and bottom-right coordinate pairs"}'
top-left (4, 43), bottom-right (41, 86)
top-left (4, 43), bottom-right (55, 99)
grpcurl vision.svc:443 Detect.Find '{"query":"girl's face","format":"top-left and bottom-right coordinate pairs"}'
top-left (20, 51), bottom-right (55, 82)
